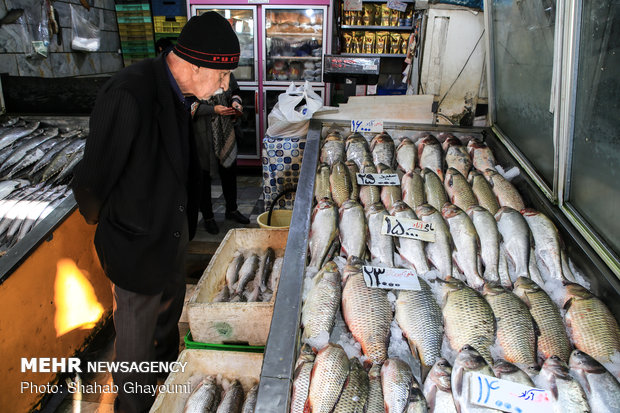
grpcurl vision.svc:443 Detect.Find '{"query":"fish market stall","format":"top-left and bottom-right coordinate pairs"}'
top-left (0, 114), bottom-right (112, 412)
top-left (253, 117), bottom-right (620, 413)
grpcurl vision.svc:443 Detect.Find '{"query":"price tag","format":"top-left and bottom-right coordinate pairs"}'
top-left (344, 0), bottom-right (362, 11)
top-left (351, 119), bottom-right (384, 133)
top-left (387, 0), bottom-right (408, 12)
top-left (356, 173), bottom-right (400, 186)
top-left (381, 215), bottom-right (436, 242)
top-left (362, 266), bottom-right (421, 290)
top-left (470, 372), bottom-right (552, 413)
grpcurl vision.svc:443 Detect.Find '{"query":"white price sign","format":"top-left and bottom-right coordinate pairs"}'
top-left (469, 372), bottom-right (552, 413)
top-left (351, 119), bottom-right (384, 133)
top-left (362, 266), bottom-right (421, 290)
top-left (382, 215), bottom-right (436, 242)
top-left (356, 173), bottom-right (400, 186)
top-left (387, 0), bottom-right (408, 12)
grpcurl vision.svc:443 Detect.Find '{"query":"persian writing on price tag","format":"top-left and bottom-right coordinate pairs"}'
top-left (351, 119), bottom-right (384, 133)
top-left (362, 266), bottom-right (421, 291)
top-left (470, 372), bottom-right (552, 413)
top-left (381, 215), bottom-right (436, 242)
top-left (356, 173), bottom-right (400, 186)
top-left (387, 0), bottom-right (408, 12)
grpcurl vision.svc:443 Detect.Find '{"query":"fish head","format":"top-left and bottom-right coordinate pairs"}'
top-left (482, 168), bottom-right (498, 180)
top-left (346, 132), bottom-right (364, 141)
top-left (455, 345), bottom-right (488, 370)
top-left (492, 359), bottom-right (520, 378)
top-left (389, 200), bottom-right (410, 215)
top-left (513, 276), bottom-right (540, 294)
top-left (441, 134), bottom-right (461, 151)
top-left (298, 343), bottom-right (316, 361)
top-left (439, 277), bottom-right (466, 300)
top-left (494, 206), bottom-right (518, 222)
top-left (482, 282), bottom-right (505, 297)
top-left (466, 137), bottom-right (486, 151)
top-left (415, 203), bottom-right (438, 218)
top-left (397, 137), bottom-right (414, 150)
top-left (541, 356), bottom-right (571, 380)
top-left (318, 162), bottom-right (330, 172)
top-left (467, 169), bottom-right (481, 184)
top-left (321, 260), bottom-right (340, 274)
top-left (429, 358), bottom-right (452, 391)
top-left (563, 283), bottom-right (592, 301)
top-left (568, 350), bottom-right (606, 374)
top-left (316, 198), bottom-right (336, 211)
top-left (331, 160), bottom-right (347, 174)
top-left (441, 203), bottom-right (462, 219)
top-left (465, 205), bottom-right (486, 219)
top-left (365, 202), bottom-right (386, 217)
top-left (345, 160), bottom-right (359, 172)
top-left (339, 199), bottom-right (360, 213)
top-left (325, 131), bottom-right (343, 141)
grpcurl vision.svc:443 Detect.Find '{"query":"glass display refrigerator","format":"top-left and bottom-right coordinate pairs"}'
top-left (189, 2), bottom-right (331, 165)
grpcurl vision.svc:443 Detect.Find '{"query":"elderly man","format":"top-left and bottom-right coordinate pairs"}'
top-left (71, 12), bottom-right (239, 413)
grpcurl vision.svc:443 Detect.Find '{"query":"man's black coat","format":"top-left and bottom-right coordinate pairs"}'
top-left (72, 55), bottom-right (200, 295)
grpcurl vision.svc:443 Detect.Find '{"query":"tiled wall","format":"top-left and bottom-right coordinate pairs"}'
top-left (0, 0), bottom-right (123, 77)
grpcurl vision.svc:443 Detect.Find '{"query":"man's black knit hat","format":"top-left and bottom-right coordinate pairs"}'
top-left (174, 12), bottom-right (240, 69)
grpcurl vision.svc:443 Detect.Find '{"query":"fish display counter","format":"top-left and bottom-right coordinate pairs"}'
top-left (0, 115), bottom-right (112, 412)
top-left (254, 119), bottom-right (620, 413)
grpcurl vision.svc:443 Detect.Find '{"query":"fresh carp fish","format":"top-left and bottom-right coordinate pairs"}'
top-left (423, 358), bottom-right (457, 413)
top-left (538, 355), bottom-right (590, 413)
top-left (569, 350), bottom-right (620, 413)
top-left (308, 198), bottom-right (338, 268)
top-left (305, 343), bottom-right (350, 413)
top-left (563, 283), bottom-right (620, 363)
top-left (395, 278), bottom-right (443, 379)
top-left (451, 345), bottom-right (501, 413)
top-left (441, 279), bottom-right (496, 365)
top-left (301, 262), bottom-right (341, 343)
top-left (342, 258), bottom-right (392, 365)
top-left (513, 276), bottom-right (572, 363)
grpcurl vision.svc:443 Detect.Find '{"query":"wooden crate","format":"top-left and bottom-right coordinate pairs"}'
top-left (150, 349), bottom-right (263, 412)
top-left (187, 228), bottom-right (288, 346)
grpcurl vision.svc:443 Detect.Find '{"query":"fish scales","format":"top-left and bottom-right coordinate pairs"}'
top-left (345, 133), bottom-right (371, 170)
top-left (522, 209), bottom-right (566, 282)
top-left (377, 163), bottom-right (402, 212)
top-left (444, 168), bottom-right (477, 212)
top-left (467, 138), bottom-right (497, 173)
top-left (442, 204), bottom-right (484, 289)
top-left (301, 262), bottom-right (341, 342)
top-left (382, 358), bottom-right (414, 413)
top-left (468, 170), bottom-right (500, 215)
top-left (216, 379), bottom-right (244, 413)
top-left (365, 202), bottom-right (394, 267)
top-left (332, 358), bottom-right (369, 413)
top-left (416, 204), bottom-right (452, 279)
top-left (422, 169), bottom-right (448, 213)
top-left (563, 283), bottom-right (620, 363)
top-left (443, 135), bottom-right (471, 178)
top-left (513, 277), bottom-right (571, 363)
top-left (241, 384), bottom-right (258, 413)
top-left (321, 133), bottom-right (345, 166)
top-left (308, 199), bottom-right (338, 268)
top-left (396, 137), bottom-right (417, 173)
top-left (442, 280), bottom-right (496, 365)
top-left (395, 279), bottom-right (443, 378)
top-left (418, 134), bottom-right (444, 182)
top-left (467, 206), bottom-right (501, 285)
top-left (342, 269), bottom-right (392, 365)
top-left (339, 199), bottom-right (366, 260)
top-left (315, 163), bottom-right (332, 203)
top-left (290, 349), bottom-right (315, 413)
top-left (482, 283), bottom-right (537, 366)
top-left (402, 170), bottom-right (425, 210)
top-left (183, 376), bottom-right (221, 413)
top-left (345, 160), bottom-right (360, 201)
top-left (359, 161), bottom-right (381, 208)
top-left (483, 170), bottom-right (525, 211)
top-left (495, 207), bottom-right (531, 279)
top-left (451, 346), bottom-right (501, 413)
top-left (306, 343), bottom-right (350, 413)
top-left (366, 364), bottom-right (385, 413)
top-left (370, 132), bottom-right (395, 168)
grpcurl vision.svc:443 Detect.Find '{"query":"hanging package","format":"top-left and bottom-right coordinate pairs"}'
top-left (70, 4), bottom-right (101, 52)
top-left (266, 81), bottom-right (325, 138)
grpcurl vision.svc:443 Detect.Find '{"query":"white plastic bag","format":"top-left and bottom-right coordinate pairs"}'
top-left (70, 4), bottom-right (100, 52)
top-left (266, 81), bottom-right (324, 138)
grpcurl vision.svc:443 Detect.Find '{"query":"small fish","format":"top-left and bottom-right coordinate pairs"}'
top-left (226, 252), bottom-right (244, 293)
top-left (538, 356), bottom-right (590, 413)
top-left (365, 364), bottom-right (385, 413)
top-left (315, 163), bottom-right (332, 203)
top-left (423, 358), bottom-right (457, 413)
top-left (339, 199), bottom-right (367, 259)
top-left (301, 262), bottom-right (341, 343)
top-left (391, 201), bottom-right (429, 274)
top-left (345, 133), bottom-right (371, 170)
top-left (467, 138), bottom-right (496, 172)
top-left (291, 347), bottom-right (315, 413)
top-left (345, 160), bottom-right (360, 201)
top-left (234, 253), bottom-right (259, 296)
top-left (216, 379), bottom-right (244, 413)
top-left (377, 163), bottom-right (402, 212)
top-left (382, 358), bottom-right (415, 413)
top-left (370, 132), bottom-right (395, 168)
top-left (320, 132), bottom-right (345, 166)
top-left (444, 168), bottom-right (477, 212)
top-left (451, 345), bottom-right (501, 413)
top-left (213, 285), bottom-right (230, 303)
top-left (257, 247), bottom-right (275, 292)
top-left (483, 169), bottom-right (525, 211)
top-left (365, 202), bottom-right (394, 267)
top-left (467, 206), bottom-right (502, 286)
top-left (402, 169), bottom-right (426, 210)
top-left (308, 198), bottom-right (338, 268)
top-left (359, 161), bottom-right (381, 208)
top-left (495, 207), bottom-right (531, 280)
top-left (468, 170), bottom-right (500, 215)
top-left (416, 204), bottom-right (452, 279)
top-left (183, 376), bottom-right (221, 413)
top-left (442, 135), bottom-right (472, 178)
top-left (330, 160), bottom-right (352, 207)
top-left (422, 169), bottom-right (448, 213)
top-left (333, 358), bottom-right (369, 413)
top-left (241, 384), bottom-right (258, 413)
top-left (305, 343), bottom-right (350, 413)
top-left (418, 134), bottom-right (444, 181)
top-left (396, 137), bottom-right (417, 173)
top-left (569, 350), bottom-right (620, 413)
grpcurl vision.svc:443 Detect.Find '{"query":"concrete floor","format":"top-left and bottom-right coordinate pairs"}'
top-left (52, 175), bottom-right (264, 413)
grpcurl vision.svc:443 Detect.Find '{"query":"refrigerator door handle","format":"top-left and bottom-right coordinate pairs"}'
top-left (255, 91), bottom-right (258, 115)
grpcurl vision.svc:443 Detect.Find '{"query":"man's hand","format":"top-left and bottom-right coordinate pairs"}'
top-left (214, 105), bottom-right (237, 116)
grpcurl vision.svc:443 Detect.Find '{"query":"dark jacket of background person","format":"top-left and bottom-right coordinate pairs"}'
top-left (193, 73), bottom-right (242, 174)
top-left (71, 54), bottom-right (200, 295)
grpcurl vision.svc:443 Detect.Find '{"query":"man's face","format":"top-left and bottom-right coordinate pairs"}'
top-left (192, 67), bottom-right (231, 100)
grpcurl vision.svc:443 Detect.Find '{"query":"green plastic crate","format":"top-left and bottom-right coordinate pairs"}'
top-left (117, 15), bottom-right (152, 23)
top-left (184, 331), bottom-right (264, 353)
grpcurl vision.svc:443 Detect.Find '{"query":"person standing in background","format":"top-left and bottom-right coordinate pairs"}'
top-left (71, 12), bottom-right (239, 413)
top-left (193, 72), bottom-right (250, 235)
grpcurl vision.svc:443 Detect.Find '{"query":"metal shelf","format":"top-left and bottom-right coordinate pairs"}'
top-left (267, 56), bottom-right (321, 60)
top-left (340, 52), bottom-right (406, 57)
top-left (266, 32), bottom-right (323, 37)
top-left (341, 25), bottom-right (413, 31)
